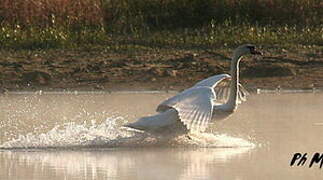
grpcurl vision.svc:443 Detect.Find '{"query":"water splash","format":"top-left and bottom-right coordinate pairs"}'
top-left (0, 116), bottom-right (255, 150)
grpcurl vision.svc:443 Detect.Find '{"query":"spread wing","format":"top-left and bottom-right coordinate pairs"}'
top-left (157, 74), bottom-right (230, 132)
top-left (193, 73), bottom-right (249, 104)
top-left (157, 86), bottom-right (215, 132)
top-left (193, 74), bottom-right (231, 88)
top-left (212, 78), bottom-right (249, 104)
top-left (156, 74), bottom-right (249, 132)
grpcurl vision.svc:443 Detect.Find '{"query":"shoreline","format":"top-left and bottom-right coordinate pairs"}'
top-left (1, 46), bottom-right (322, 92)
top-left (2, 83), bottom-right (323, 95)
top-left (3, 88), bottom-right (322, 94)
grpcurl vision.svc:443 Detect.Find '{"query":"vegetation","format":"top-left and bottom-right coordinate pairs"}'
top-left (0, 0), bottom-right (322, 49)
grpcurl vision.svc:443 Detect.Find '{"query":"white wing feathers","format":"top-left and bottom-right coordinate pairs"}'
top-left (237, 84), bottom-right (249, 102)
top-left (156, 74), bottom-right (249, 132)
top-left (213, 77), bottom-right (249, 104)
top-left (158, 87), bottom-right (215, 132)
top-left (193, 73), bottom-right (249, 104)
top-left (193, 74), bottom-right (230, 88)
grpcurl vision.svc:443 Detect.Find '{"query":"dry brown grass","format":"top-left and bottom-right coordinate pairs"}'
top-left (0, 0), bottom-right (104, 28)
top-left (1, 0), bottom-right (322, 29)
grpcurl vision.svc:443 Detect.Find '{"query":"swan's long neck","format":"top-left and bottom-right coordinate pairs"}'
top-left (225, 54), bottom-right (242, 111)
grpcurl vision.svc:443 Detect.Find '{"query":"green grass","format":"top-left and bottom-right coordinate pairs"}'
top-left (0, 23), bottom-right (321, 50)
top-left (0, 0), bottom-right (322, 50)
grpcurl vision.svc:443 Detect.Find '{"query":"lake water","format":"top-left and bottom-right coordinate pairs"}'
top-left (1, 92), bottom-right (323, 179)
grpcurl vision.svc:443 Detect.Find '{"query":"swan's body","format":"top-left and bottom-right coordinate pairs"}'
top-left (125, 44), bottom-right (261, 135)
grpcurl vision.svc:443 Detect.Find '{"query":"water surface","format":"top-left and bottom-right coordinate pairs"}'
top-left (1, 92), bottom-right (323, 179)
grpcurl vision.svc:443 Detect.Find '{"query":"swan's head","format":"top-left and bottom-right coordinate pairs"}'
top-left (234, 44), bottom-right (262, 58)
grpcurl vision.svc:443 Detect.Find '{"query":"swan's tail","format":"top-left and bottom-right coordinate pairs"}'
top-left (124, 109), bottom-right (187, 134)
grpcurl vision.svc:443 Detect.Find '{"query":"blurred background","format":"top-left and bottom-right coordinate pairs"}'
top-left (0, 0), bottom-right (321, 48)
top-left (0, 0), bottom-right (322, 90)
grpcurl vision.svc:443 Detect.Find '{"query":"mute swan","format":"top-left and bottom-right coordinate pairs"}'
top-left (125, 44), bottom-right (262, 134)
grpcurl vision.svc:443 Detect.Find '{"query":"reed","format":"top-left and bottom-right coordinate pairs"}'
top-left (0, 0), bottom-right (321, 49)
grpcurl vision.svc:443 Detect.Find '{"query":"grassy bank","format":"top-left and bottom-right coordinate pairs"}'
top-left (1, 23), bottom-right (322, 50)
top-left (0, 0), bottom-right (322, 49)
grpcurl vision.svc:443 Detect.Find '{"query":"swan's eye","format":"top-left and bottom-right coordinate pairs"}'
top-left (247, 45), bottom-right (255, 51)
top-left (247, 45), bottom-right (262, 55)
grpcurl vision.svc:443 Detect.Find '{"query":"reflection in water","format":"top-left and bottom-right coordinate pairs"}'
top-left (177, 148), bottom-right (251, 180)
top-left (0, 147), bottom-right (251, 180)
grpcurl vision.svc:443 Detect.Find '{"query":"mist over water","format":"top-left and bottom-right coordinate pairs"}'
top-left (1, 92), bottom-right (323, 179)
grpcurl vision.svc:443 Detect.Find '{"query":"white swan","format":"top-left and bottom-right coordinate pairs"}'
top-left (125, 44), bottom-right (262, 134)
